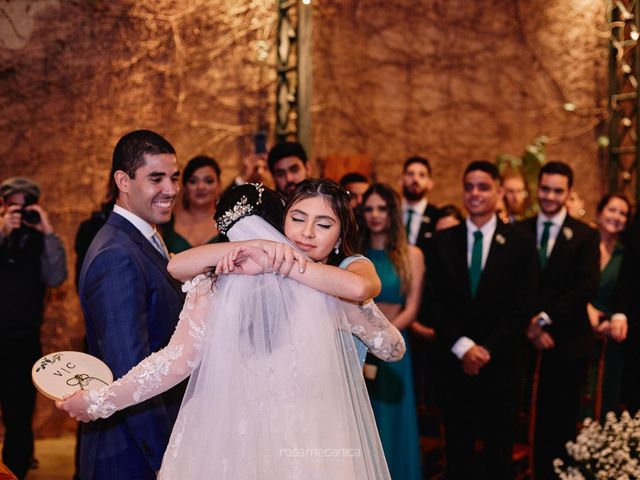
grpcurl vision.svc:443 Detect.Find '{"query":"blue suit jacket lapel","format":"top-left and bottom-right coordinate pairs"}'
top-left (107, 213), bottom-right (183, 294)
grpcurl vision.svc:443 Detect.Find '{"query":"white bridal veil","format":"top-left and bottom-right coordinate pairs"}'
top-left (158, 215), bottom-right (392, 479)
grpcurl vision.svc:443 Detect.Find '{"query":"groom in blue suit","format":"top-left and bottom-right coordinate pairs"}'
top-left (78, 130), bottom-right (185, 479)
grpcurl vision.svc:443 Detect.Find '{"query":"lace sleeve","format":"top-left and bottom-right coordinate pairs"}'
top-left (84, 274), bottom-right (214, 420)
top-left (341, 299), bottom-right (406, 362)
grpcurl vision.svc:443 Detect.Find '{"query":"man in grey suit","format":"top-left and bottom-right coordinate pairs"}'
top-left (77, 130), bottom-right (185, 479)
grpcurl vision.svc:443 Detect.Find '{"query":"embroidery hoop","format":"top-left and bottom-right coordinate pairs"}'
top-left (31, 351), bottom-right (113, 401)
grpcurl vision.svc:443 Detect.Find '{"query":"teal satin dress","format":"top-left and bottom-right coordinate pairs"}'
top-left (365, 248), bottom-right (423, 479)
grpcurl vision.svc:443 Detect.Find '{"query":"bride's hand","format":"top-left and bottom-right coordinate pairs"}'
top-left (215, 245), bottom-right (268, 275)
top-left (55, 390), bottom-right (93, 422)
top-left (266, 243), bottom-right (307, 276)
top-left (216, 243), bottom-right (307, 276)
top-left (245, 240), bottom-right (307, 275)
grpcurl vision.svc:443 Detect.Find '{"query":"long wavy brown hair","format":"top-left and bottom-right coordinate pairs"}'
top-left (358, 183), bottom-right (411, 294)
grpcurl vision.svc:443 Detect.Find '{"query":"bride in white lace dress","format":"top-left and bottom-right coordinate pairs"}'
top-left (58, 180), bottom-right (404, 479)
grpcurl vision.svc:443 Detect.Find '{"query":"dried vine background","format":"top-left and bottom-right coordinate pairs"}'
top-left (0, 0), bottom-right (277, 437)
top-left (313, 0), bottom-right (609, 200)
top-left (0, 0), bottom-right (608, 437)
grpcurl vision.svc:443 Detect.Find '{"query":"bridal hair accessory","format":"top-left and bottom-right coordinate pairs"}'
top-left (216, 183), bottom-right (265, 234)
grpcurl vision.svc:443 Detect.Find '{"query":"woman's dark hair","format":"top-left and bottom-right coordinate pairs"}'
top-left (284, 179), bottom-right (357, 266)
top-left (182, 156), bottom-right (221, 209)
top-left (183, 156), bottom-right (221, 185)
top-left (596, 193), bottom-right (632, 238)
top-left (357, 183), bottom-right (411, 292)
top-left (214, 184), bottom-right (285, 242)
top-left (596, 192), bottom-right (632, 216)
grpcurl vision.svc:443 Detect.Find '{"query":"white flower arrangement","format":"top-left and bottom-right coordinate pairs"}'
top-left (554, 411), bottom-right (640, 480)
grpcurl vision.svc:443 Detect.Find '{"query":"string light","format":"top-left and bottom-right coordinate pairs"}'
top-left (608, 0), bottom-right (640, 199)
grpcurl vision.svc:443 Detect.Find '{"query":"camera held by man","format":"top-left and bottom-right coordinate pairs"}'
top-left (0, 177), bottom-right (67, 479)
top-left (0, 179), bottom-right (51, 240)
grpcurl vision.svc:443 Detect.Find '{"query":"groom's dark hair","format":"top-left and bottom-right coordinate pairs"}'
top-left (110, 130), bottom-right (176, 199)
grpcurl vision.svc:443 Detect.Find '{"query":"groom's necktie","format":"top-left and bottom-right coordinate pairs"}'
top-left (151, 231), bottom-right (170, 260)
top-left (469, 230), bottom-right (483, 297)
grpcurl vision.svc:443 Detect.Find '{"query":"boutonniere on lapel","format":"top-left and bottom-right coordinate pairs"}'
top-left (421, 216), bottom-right (431, 224)
top-left (495, 234), bottom-right (506, 245)
top-left (562, 227), bottom-right (573, 241)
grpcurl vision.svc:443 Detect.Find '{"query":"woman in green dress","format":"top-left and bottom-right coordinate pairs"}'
top-left (162, 156), bottom-right (221, 253)
top-left (358, 183), bottom-right (424, 480)
top-left (586, 193), bottom-right (632, 419)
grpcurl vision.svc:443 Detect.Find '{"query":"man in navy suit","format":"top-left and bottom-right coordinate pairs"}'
top-left (78, 130), bottom-right (185, 479)
top-left (522, 161), bottom-right (599, 480)
top-left (427, 161), bottom-right (537, 479)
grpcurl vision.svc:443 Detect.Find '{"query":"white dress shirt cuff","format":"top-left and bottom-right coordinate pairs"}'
top-left (611, 313), bottom-right (628, 323)
top-left (451, 337), bottom-right (476, 360)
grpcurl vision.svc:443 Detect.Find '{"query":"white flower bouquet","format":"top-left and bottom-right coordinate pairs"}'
top-left (554, 411), bottom-right (640, 479)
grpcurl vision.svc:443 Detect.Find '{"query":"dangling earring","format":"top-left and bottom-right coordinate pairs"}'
top-left (334, 239), bottom-right (341, 254)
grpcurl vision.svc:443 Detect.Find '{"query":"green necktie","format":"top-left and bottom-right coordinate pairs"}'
top-left (539, 221), bottom-right (553, 269)
top-left (405, 209), bottom-right (414, 239)
top-left (469, 230), bottom-right (483, 297)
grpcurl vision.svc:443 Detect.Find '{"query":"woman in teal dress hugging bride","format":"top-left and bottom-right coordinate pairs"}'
top-left (358, 183), bottom-right (424, 479)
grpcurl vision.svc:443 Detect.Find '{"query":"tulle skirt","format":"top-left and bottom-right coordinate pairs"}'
top-left (158, 273), bottom-right (390, 479)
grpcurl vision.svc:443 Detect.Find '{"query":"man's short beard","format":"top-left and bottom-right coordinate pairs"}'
top-left (403, 185), bottom-right (426, 202)
top-left (505, 200), bottom-right (526, 215)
